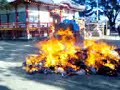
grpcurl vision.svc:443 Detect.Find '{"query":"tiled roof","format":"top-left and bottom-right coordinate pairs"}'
top-left (8, 0), bottom-right (85, 11)
top-left (58, 0), bottom-right (85, 11)
top-left (35, 0), bottom-right (54, 4)
top-left (35, 0), bottom-right (85, 11)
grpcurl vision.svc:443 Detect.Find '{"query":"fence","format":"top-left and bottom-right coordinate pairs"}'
top-left (85, 23), bottom-right (105, 37)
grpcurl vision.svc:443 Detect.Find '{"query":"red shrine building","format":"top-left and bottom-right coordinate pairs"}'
top-left (0, 0), bottom-right (85, 39)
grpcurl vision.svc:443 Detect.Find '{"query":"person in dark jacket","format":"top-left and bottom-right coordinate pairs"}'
top-left (62, 19), bottom-right (83, 44)
top-left (117, 25), bottom-right (120, 36)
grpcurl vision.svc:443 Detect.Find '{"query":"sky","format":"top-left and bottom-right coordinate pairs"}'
top-left (7, 0), bottom-right (64, 3)
top-left (7, 0), bottom-right (14, 2)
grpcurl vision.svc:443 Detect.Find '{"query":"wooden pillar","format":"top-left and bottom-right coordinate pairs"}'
top-left (47, 6), bottom-right (50, 26)
top-left (0, 14), bottom-right (2, 38)
top-left (47, 6), bottom-right (51, 36)
top-left (38, 4), bottom-right (41, 36)
top-left (6, 14), bottom-right (9, 28)
top-left (60, 6), bottom-right (63, 22)
top-left (15, 5), bottom-right (18, 28)
top-left (25, 3), bottom-right (30, 39)
top-left (38, 5), bottom-right (40, 28)
top-left (26, 3), bottom-right (29, 29)
top-left (12, 5), bottom-right (19, 39)
top-left (0, 14), bottom-right (1, 27)
top-left (72, 10), bottom-right (76, 19)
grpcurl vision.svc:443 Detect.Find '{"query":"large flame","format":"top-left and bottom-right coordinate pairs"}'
top-left (35, 29), bottom-right (80, 69)
top-left (84, 40), bottom-right (119, 70)
top-left (24, 29), bottom-right (120, 74)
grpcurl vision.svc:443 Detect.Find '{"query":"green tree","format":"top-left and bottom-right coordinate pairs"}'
top-left (0, 0), bottom-right (11, 10)
top-left (73, 0), bottom-right (120, 31)
top-left (99, 0), bottom-right (120, 31)
top-left (72, 0), bottom-right (97, 17)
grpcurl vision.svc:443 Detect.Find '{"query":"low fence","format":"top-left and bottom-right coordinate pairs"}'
top-left (0, 22), bottom-right (51, 39)
top-left (84, 23), bottom-right (108, 37)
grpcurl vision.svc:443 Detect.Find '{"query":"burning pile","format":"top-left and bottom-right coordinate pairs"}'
top-left (23, 29), bottom-right (120, 76)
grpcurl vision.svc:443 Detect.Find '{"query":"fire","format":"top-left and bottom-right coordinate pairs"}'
top-left (23, 28), bottom-right (120, 76)
top-left (36, 29), bottom-right (79, 67)
top-left (84, 40), bottom-right (119, 70)
top-left (24, 29), bottom-right (80, 73)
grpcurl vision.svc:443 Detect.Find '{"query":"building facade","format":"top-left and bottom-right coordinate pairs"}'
top-left (0, 0), bottom-right (85, 39)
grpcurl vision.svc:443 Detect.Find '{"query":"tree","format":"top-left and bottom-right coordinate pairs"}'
top-left (0, 0), bottom-right (11, 10)
top-left (72, 0), bottom-right (98, 17)
top-left (99, 0), bottom-right (120, 31)
top-left (73, 0), bottom-right (120, 31)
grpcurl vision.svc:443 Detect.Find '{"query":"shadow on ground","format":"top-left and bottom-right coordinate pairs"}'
top-left (9, 66), bottom-right (120, 90)
top-left (102, 39), bottom-right (120, 47)
top-left (0, 85), bottom-right (11, 90)
top-left (0, 41), bottom-right (39, 62)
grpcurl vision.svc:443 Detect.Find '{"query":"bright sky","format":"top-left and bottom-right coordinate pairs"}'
top-left (7, 0), bottom-right (64, 3)
top-left (53, 0), bottom-right (65, 3)
top-left (7, 0), bottom-right (15, 2)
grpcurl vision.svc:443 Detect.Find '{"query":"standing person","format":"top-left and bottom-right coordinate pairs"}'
top-left (63, 19), bottom-right (84, 44)
top-left (117, 25), bottom-right (120, 37)
top-left (71, 20), bottom-right (84, 45)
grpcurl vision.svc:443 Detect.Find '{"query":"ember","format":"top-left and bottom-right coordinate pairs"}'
top-left (23, 29), bottom-right (120, 76)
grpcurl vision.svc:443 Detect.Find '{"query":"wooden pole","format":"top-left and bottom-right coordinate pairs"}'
top-left (25, 3), bottom-right (30, 39)
top-left (38, 4), bottom-right (41, 36)
top-left (60, 7), bottom-right (63, 22)
top-left (15, 5), bottom-right (18, 28)
top-left (0, 14), bottom-right (1, 26)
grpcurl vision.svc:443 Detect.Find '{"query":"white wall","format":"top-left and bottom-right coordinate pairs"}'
top-left (62, 8), bottom-right (75, 20)
top-left (28, 5), bottom-right (38, 23)
top-left (17, 4), bottom-right (26, 12)
top-left (28, 5), bottom-right (50, 27)
top-left (28, 5), bottom-right (50, 23)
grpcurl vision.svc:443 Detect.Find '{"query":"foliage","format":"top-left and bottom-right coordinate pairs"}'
top-left (0, 0), bottom-right (11, 10)
top-left (72, 0), bottom-right (100, 18)
top-left (99, 0), bottom-right (120, 30)
top-left (73, 0), bottom-right (120, 30)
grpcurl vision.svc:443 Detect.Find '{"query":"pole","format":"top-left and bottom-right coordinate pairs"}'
top-left (96, 0), bottom-right (99, 31)
top-left (25, 3), bottom-right (30, 39)
top-left (97, 0), bottom-right (99, 22)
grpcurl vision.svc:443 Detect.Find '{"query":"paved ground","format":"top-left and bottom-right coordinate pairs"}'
top-left (0, 39), bottom-right (120, 90)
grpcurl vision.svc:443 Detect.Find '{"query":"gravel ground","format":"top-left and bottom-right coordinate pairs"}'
top-left (0, 39), bottom-right (120, 90)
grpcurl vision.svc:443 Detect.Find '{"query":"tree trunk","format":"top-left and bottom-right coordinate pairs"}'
top-left (109, 20), bottom-right (116, 32)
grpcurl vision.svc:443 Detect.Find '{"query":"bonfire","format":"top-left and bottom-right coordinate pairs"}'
top-left (23, 29), bottom-right (120, 76)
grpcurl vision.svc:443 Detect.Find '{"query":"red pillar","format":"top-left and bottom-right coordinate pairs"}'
top-left (6, 14), bottom-right (9, 28)
top-left (25, 3), bottom-right (30, 39)
top-left (38, 5), bottom-right (40, 28)
top-left (60, 7), bottom-right (63, 22)
top-left (37, 4), bottom-right (41, 36)
top-left (15, 5), bottom-right (18, 28)
top-left (48, 6), bottom-right (50, 25)
top-left (0, 14), bottom-right (1, 26)
top-left (47, 6), bottom-right (51, 36)
top-left (12, 5), bottom-right (19, 39)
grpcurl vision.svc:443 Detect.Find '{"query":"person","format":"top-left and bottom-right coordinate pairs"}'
top-left (62, 19), bottom-right (83, 45)
top-left (117, 25), bottom-right (120, 36)
top-left (72, 20), bottom-right (84, 45)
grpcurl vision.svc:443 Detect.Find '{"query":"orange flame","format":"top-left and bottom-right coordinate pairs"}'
top-left (84, 40), bottom-right (119, 69)
top-left (24, 29), bottom-right (120, 73)
top-left (35, 29), bottom-right (79, 69)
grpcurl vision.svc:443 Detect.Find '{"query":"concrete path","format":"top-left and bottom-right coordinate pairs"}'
top-left (0, 40), bottom-right (120, 90)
